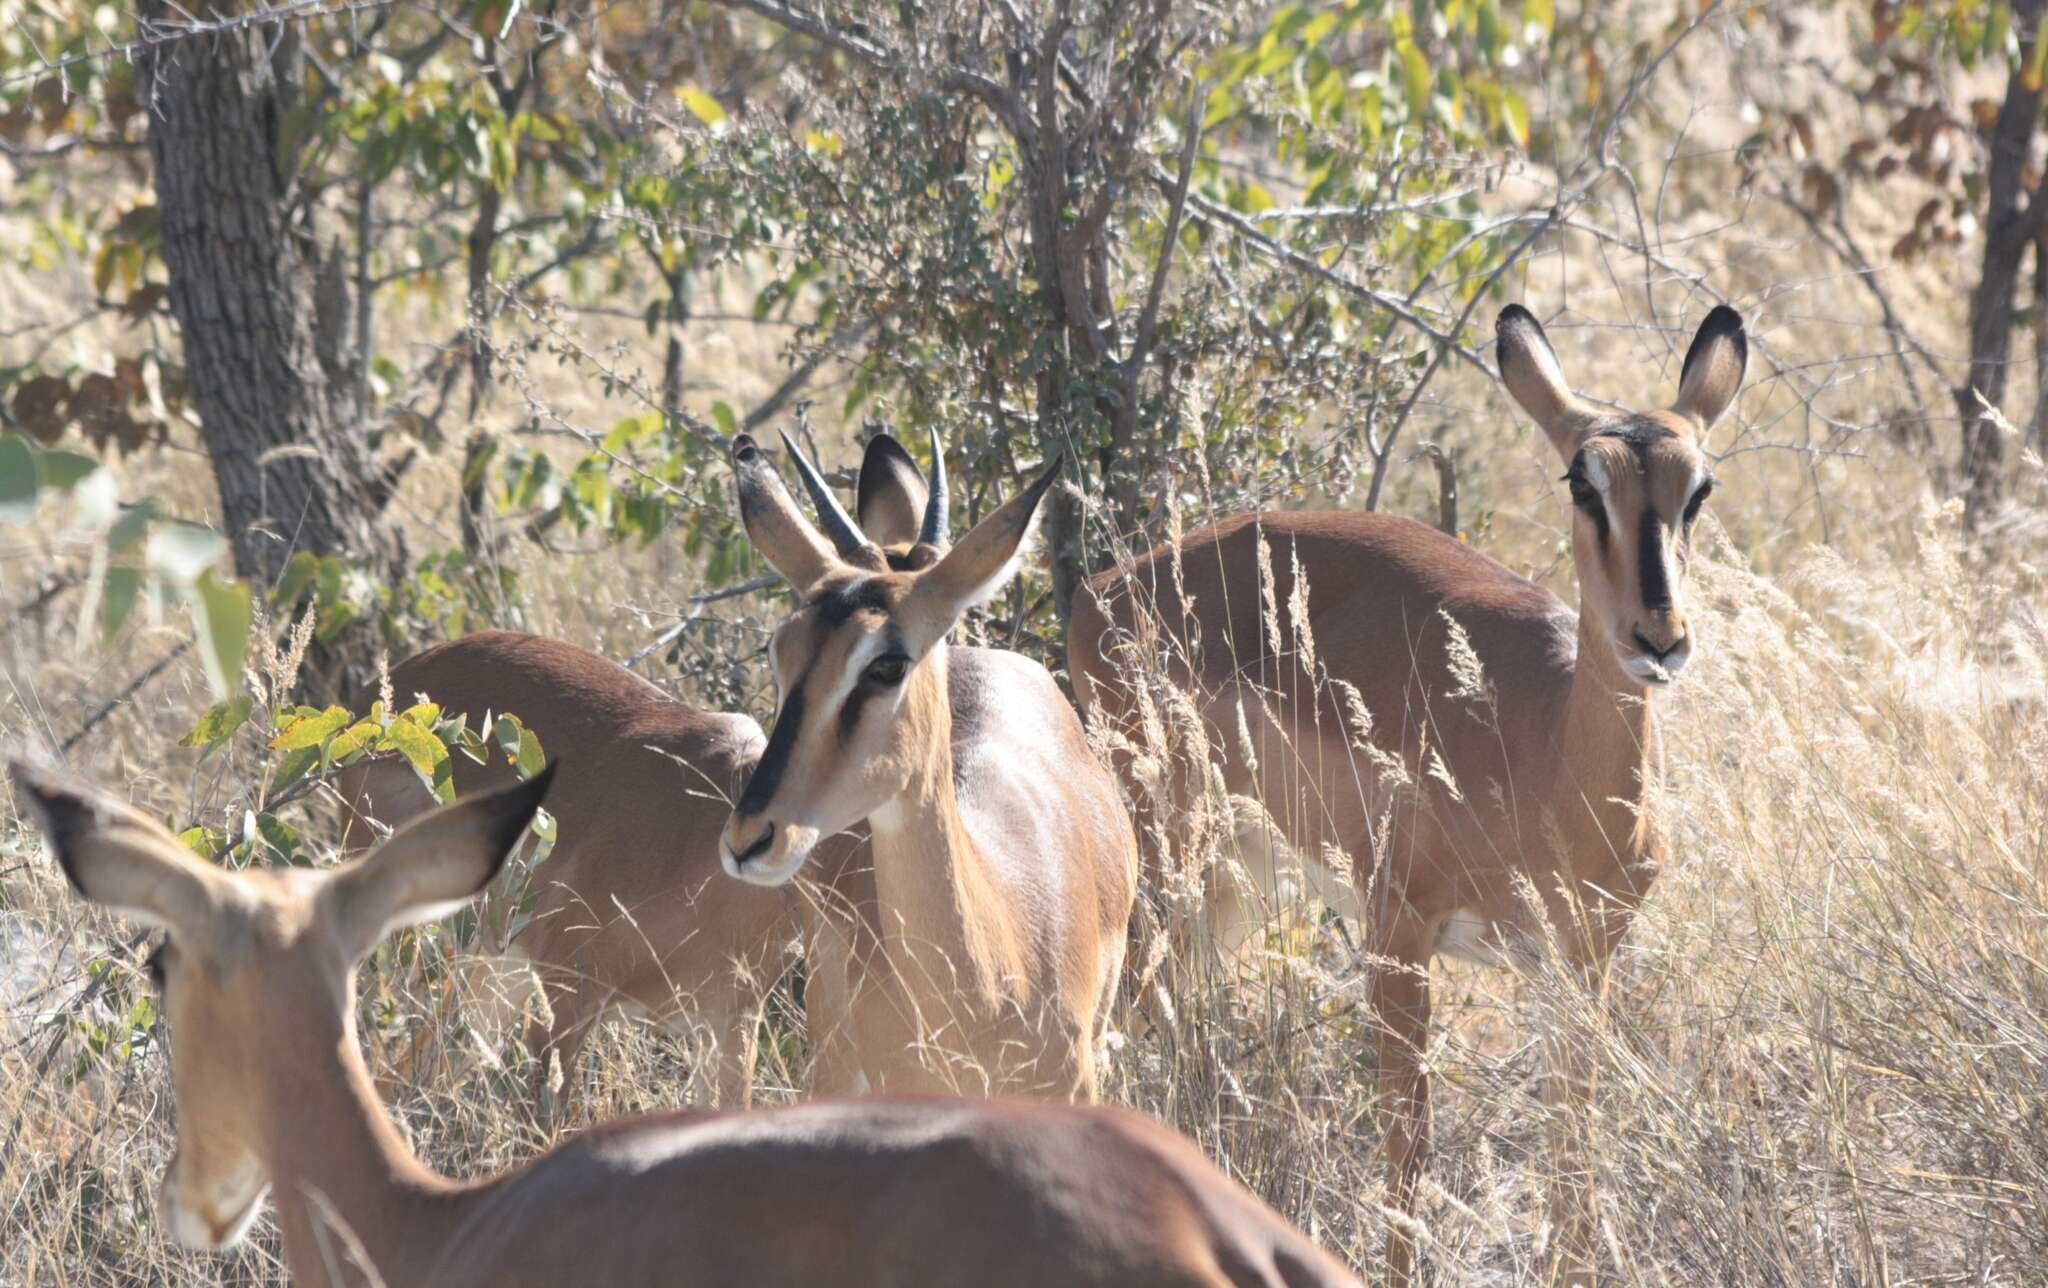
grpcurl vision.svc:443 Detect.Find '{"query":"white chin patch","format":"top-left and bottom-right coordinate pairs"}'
top-left (1617, 650), bottom-right (1683, 685)
top-left (163, 1168), bottom-right (269, 1249)
top-left (723, 827), bottom-right (817, 888)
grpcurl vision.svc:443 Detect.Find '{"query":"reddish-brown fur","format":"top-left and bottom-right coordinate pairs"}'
top-left (1069, 305), bottom-right (1747, 1285)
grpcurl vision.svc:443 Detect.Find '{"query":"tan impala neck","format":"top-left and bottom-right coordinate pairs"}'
top-left (863, 646), bottom-right (1026, 1004)
top-left (258, 1006), bottom-right (470, 1287)
top-left (1545, 609), bottom-right (1666, 945)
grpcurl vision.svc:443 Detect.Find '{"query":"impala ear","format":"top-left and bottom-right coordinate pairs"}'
top-left (856, 434), bottom-right (928, 548)
top-left (8, 754), bottom-right (225, 940)
top-left (901, 457), bottom-right (1060, 654)
top-left (732, 435), bottom-right (844, 592)
top-left (1672, 306), bottom-right (1747, 429)
top-left (322, 763), bottom-right (557, 960)
top-left (1497, 305), bottom-right (1603, 459)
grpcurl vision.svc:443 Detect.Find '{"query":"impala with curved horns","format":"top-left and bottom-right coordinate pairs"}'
top-left (721, 430), bottom-right (1136, 1102)
top-left (337, 630), bottom-right (869, 1109)
top-left (1069, 305), bottom-right (1747, 1284)
top-left (9, 755), bottom-right (1360, 1288)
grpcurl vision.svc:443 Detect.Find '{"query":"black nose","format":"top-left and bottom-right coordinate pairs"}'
top-left (1633, 628), bottom-right (1681, 662)
top-left (729, 824), bottom-right (776, 868)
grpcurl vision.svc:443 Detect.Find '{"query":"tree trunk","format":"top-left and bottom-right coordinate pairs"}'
top-left (1956, 0), bottom-right (2048, 525)
top-left (139, 4), bottom-right (396, 591)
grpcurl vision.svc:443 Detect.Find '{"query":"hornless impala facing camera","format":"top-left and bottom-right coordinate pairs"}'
top-left (1070, 306), bottom-right (1747, 1284)
top-left (721, 431), bottom-right (1136, 1101)
top-left (9, 756), bottom-right (1360, 1288)
top-left (337, 631), bottom-right (867, 1109)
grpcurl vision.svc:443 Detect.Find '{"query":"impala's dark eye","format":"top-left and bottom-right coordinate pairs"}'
top-left (865, 654), bottom-right (910, 687)
top-left (1683, 478), bottom-right (1715, 527)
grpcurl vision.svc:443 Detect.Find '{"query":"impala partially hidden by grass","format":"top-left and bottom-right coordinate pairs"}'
top-left (8, 753), bottom-right (1357, 1288)
top-left (1071, 305), bottom-right (1747, 1283)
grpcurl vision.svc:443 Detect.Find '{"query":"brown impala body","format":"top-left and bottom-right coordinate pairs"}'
top-left (337, 630), bottom-right (865, 1106)
top-left (9, 757), bottom-right (1360, 1288)
top-left (1070, 306), bottom-right (1747, 1283)
top-left (721, 432), bottom-right (1136, 1101)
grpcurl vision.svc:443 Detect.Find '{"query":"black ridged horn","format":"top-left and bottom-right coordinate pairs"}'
top-left (918, 429), bottom-right (949, 550)
top-left (779, 430), bottom-right (869, 559)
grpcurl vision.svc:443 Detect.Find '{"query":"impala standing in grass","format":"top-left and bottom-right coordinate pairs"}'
top-left (721, 431), bottom-right (1136, 1101)
top-left (1070, 306), bottom-right (1747, 1283)
top-left (338, 630), bottom-right (868, 1110)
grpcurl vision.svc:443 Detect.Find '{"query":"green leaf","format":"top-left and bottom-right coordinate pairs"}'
top-left (99, 566), bottom-right (143, 644)
top-left (676, 86), bottom-right (727, 127)
top-left (493, 713), bottom-right (547, 776)
top-left (0, 435), bottom-right (38, 525)
top-left (272, 743), bottom-right (321, 796)
top-left (36, 449), bottom-right (99, 492)
top-left (106, 499), bottom-right (156, 554)
top-left (255, 813), bottom-right (304, 865)
top-left (181, 695), bottom-right (255, 749)
top-left (186, 570), bottom-right (251, 700)
top-left (1399, 41), bottom-right (1431, 119)
top-left (711, 401), bottom-right (738, 436)
top-left (274, 551), bottom-right (320, 609)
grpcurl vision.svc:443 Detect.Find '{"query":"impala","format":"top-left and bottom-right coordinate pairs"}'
top-left (1069, 306), bottom-right (1747, 1284)
top-left (9, 755), bottom-right (1361, 1288)
top-left (337, 630), bottom-right (867, 1109)
top-left (721, 430), bottom-right (1137, 1101)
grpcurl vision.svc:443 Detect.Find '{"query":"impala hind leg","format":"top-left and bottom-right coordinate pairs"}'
top-left (667, 983), bottom-right (769, 1109)
top-left (521, 971), bottom-right (602, 1126)
top-left (1371, 944), bottom-right (1433, 1288)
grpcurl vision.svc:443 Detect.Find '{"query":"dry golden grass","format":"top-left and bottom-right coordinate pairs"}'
top-left (6, 22), bottom-right (2048, 1282)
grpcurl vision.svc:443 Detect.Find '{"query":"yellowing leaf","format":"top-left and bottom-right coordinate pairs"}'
top-left (182, 696), bottom-right (254, 749)
top-left (270, 704), bottom-right (352, 751)
top-left (382, 716), bottom-right (453, 801)
top-left (676, 86), bottom-right (726, 128)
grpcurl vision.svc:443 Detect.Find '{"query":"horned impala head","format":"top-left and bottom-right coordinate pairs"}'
top-left (7, 755), bottom-right (554, 1250)
top-left (721, 430), bottom-right (1058, 885)
top-left (1496, 304), bottom-right (1747, 685)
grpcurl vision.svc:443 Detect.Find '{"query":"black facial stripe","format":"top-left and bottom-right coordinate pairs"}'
top-left (1567, 465), bottom-right (1609, 545)
top-left (838, 629), bottom-right (909, 742)
top-left (1586, 417), bottom-right (1678, 450)
top-left (1638, 506), bottom-right (1673, 612)
top-left (737, 679), bottom-right (805, 817)
top-left (813, 578), bottom-right (890, 629)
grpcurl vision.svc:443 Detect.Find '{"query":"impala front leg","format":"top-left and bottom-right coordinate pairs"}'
top-left (1372, 943), bottom-right (1433, 1288)
top-left (1541, 919), bottom-right (1631, 1287)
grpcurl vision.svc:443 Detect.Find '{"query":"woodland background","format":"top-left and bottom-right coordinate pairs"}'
top-left (2, 0), bottom-right (2045, 1282)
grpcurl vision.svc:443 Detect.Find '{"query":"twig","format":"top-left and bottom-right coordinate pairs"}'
top-left (0, 573), bottom-right (83, 641)
top-left (59, 641), bottom-right (191, 754)
top-left (621, 575), bottom-right (781, 670)
top-left (1408, 443), bottom-right (1459, 536)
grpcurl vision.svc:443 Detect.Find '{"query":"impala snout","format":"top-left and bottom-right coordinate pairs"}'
top-left (718, 814), bottom-right (816, 886)
top-left (1620, 614), bottom-right (1691, 684)
top-left (160, 1151), bottom-right (268, 1250)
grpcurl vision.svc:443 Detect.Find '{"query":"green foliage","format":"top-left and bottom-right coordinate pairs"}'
top-left (1, 0), bottom-right (1575, 675)
top-left (0, 430), bottom-right (252, 698)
